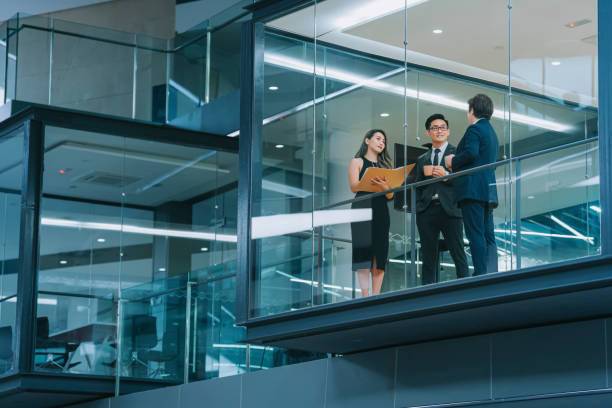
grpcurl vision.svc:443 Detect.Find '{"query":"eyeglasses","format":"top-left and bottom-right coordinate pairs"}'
top-left (429, 126), bottom-right (448, 132)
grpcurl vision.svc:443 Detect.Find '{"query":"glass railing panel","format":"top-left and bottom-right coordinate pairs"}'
top-left (0, 127), bottom-right (24, 377)
top-left (134, 35), bottom-right (168, 123)
top-left (189, 270), bottom-right (246, 380)
top-left (49, 29), bottom-right (134, 117)
top-left (517, 141), bottom-right (600, 268)
top-left (14, 16), bottom-right (51, 104)
top-left (168, 31), bottom-right (205, 125)
top-left (119, 273), bottom-right (188, 382)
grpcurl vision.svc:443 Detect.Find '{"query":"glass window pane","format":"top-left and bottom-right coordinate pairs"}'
top-left (0, 128), bottom-right (24, 377)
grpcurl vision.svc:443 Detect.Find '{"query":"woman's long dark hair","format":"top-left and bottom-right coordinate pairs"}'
top-left (354, 129), bottom-right (393, 169)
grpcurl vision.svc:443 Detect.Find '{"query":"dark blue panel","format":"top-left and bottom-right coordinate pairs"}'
top-left (69, 400), bottom-right (111, 408)
top-left (242, 359), bottom-right (327, 408)
top-left (395, 335), bottom-right (491, 406)
top-left (110, 385), bottom-right (180, 408)
top-left (325, 349), bottom-right (395, 408)
top-left (492, 320), bottom-right (606, 398)
top-left (180, 374), bottom-right (241, 408)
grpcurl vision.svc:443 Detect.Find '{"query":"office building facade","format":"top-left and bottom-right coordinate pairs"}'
top-left (0, 0), bottom-right (610, 407)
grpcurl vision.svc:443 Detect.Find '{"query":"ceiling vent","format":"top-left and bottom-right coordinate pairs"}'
top-left (76, 171), bottom-right (141, 187)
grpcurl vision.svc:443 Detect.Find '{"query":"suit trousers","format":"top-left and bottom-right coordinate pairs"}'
top-left (416, 201), bottom-right (470, 285)
top-left (460, 199), bottom-right (498, 276)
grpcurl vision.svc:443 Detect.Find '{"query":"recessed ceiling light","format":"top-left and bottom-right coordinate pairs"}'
top-left (432, 29), bottom-right (443, 34)
top-left (201, 247), bottom-right (209, 252)
top-left (551, 61), bottom-right (561, 66)
top-left (96, 238), bottom-right (106, 243)
top-left (380, 113), bottom-right (390, 118)
top-left (158, 267), bottom-right (166, 272)
top-left (268, 86), bottom-right (279, 91)
top-left (59, 260), bottom-right (68, 265)
top-left (275, 144), bottom-right (285, 149)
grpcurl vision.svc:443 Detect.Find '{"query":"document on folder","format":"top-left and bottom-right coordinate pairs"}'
top-left (356, 164), bottom-right (415, 193)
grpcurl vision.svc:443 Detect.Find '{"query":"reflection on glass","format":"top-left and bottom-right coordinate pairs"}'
top-left (35, 126), bottom-right (239, 379)
top-left (0, 129), bottom-right (24, 377)
top-left (518, 142), bottom-right (600, 267)
top-left (253, 0), bottom-right (601, 317)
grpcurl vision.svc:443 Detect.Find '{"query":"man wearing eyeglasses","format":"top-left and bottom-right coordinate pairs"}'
top-left (414, 113), bottom-right (469, 285)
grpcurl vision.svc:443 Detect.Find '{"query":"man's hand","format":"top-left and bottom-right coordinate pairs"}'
top-left (445, 154), bottom-right (454, 171)
top-left (432, 166), bottom-right (447, 178)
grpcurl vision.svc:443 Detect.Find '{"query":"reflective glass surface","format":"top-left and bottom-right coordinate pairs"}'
top-left (0, 128), bottom-right (24, 377)
top-left (250, 0), bottom-right (601, 317)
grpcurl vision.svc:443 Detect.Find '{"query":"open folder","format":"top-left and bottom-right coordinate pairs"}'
top-left (356, 164), bottom-right (415, 193)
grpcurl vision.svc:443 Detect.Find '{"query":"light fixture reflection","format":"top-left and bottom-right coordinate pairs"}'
top-left (41, 217), bottom-right (237, 243)
top-left (252, 209), bottom-right (372, 239)
top-left (259, 53), bottom-right (572, 133)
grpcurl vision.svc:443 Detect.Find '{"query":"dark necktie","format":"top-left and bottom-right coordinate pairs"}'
top-left (433, 148), bottom-right (441, 166)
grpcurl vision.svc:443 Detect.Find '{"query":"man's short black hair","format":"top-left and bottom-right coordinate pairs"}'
top-left (425, 113), bottom-right (449, 130)
top-left (468, 94), bottom-right (494, 120)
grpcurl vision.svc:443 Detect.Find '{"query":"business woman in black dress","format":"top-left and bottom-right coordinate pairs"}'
top-left (348, 129), bottom-right (394, 297)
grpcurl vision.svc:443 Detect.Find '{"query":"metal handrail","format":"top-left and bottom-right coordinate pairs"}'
top-left (318, 136), bottom-right (599, 212)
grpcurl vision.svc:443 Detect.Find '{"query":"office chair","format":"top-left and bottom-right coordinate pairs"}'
top-left (35, 317), bottom-right (79, 370)
top-left (138, 325), bottom-right (180, 378)
top-left (127, 315), bottom-right (158, 374)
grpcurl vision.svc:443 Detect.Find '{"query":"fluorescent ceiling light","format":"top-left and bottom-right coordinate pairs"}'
top-left (275, 144), bottom-right (285, 149)
top-left (334, 0), bottom-right (428, 31)
top-left (41, 217), bottom-right (237, 243)
top-left (550, 215), bottom-right (592, 243)
top-left (268, 86), bottom-right (279, 91)
top-left (551, 61), bottom-right (561, 66)
top-left (590, 205), bottom-right (601, 213)
top-left (212, 344), bottom-right (267, 350)
top-left (262, 179), bottom-right (312, 198)
top-left (572, 175), bottom-right (599, 187)
top-left (262, 53), bottom-right (572, 132)
top-left (432, 29), bottom-right (443, 34)
top-left (494, 227), bottom-right (594, 243)
top-left (380, 112), bottom-right (390, 117)
top-left (4, 297), bottom-right (57, 305)
top-left (252, 208), bottom-right (371, 239)
top-left (61, 142), bottom-right (229, 174)
top-left (169, 79), bottom-right (203, 106)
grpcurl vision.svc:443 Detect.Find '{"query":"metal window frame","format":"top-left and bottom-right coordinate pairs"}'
top-left (236, 0), bottom-right (611, 326)
top-left (1, 103), bottom-right (238, 376)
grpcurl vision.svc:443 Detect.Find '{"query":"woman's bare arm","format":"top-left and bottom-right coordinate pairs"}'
top-left (348, 158), bottom-right (363, 193)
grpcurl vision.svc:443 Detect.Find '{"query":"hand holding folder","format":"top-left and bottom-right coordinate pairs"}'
top-left (355, 164), bottom-right (415, 193)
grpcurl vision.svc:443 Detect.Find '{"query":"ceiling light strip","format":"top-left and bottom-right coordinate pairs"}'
top-left (40, 217), bottom-right (237, 243)
top-left (260, 53), bottom-right (571, 132)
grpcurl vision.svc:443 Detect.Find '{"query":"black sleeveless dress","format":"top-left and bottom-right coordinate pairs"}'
top-left (350, 156), bottom-right (391, 271)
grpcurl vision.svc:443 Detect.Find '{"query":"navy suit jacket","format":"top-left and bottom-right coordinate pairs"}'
top-left (451, 119), bottom-right (499, 206)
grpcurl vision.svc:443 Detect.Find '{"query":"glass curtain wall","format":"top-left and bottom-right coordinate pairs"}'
top-left (0, 128), bottom-right (24, 377)
top-left (250, 0), bottom-right (600, 317)
top-left (32, 125), bottom-right (240, 382)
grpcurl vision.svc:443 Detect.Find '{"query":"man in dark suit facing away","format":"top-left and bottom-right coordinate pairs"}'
top-left (415, 114), bottom-right (469, 285)
top-left (445, 94), bottom-right (499, 276)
